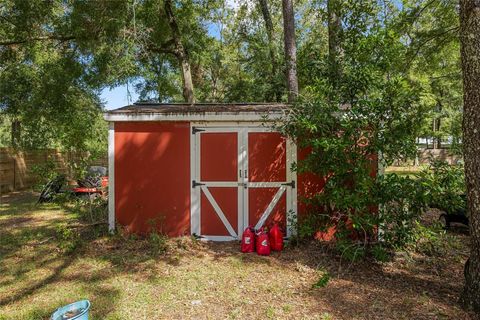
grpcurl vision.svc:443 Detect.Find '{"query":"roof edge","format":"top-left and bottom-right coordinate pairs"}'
top-left (103, 110), bottom-right (286, 122)
top-left (104, 102), bottom-right (290, 122)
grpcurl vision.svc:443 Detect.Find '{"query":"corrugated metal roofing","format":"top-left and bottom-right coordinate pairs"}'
top-left (107, 102), bottom-right (290, 115)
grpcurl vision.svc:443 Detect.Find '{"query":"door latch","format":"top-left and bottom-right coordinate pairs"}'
top-left (192, 127), bottom-right (206, 135)
top-left (281, 180), bottom-right (296, 189)
top-left (192, 180), bottom-right (206, 188)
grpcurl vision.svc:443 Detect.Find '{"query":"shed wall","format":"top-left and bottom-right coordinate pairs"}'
top-left (114, 122), bottom-right (191, 236)
top-left (113, 121), bottom-right (336, 237)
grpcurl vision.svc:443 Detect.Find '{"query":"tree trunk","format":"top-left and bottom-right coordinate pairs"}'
top-left (327, 0), bottom-right (343, 91)
top-left (164, 0), bottom-right (195, 103)
top-left (178, 52), bottom-right (195, 103)
top-left (281, 0), bottom-right (298, 103)
top-left (11, 119), bottom-right (21, 148)
top-left (258, 0), bottom-right (281, 101)
top-left (459, 0), bottom-right (480, 314)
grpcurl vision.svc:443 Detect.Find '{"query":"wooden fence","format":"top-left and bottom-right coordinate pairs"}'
top-left (0, 148), bottom-right (107, 193)
top-left (391, 148), bottom-right (462, 167)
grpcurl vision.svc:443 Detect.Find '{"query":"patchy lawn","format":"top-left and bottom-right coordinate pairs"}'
top-left (385, 165), bottom-right (424, 177)
top-left (0, 192), bottom-right (474, 319)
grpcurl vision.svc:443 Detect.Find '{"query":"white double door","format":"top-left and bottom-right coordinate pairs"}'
top-left (190, 125), bottom-right (297, 241)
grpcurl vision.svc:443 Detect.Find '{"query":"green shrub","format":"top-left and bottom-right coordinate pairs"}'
top-left (31, 157), bottom-right (59, 191)
top-left (416, 160), bottom-right (465, 213)
top-left (147, 217), bottom-right (168, 255)
top-left (411, 221), bottom-right (461, 256)
top-left (56, 224), bottom-right (80, 253)
top-left (312, 272), bottom-right (331, 288)
top-left (376, 173), bottom-right (428, 249)
top-left (294, 213), bottom-right (332, 241)
top-left (73, 196), bottom-right (108, 224)
top-left (148, 232), bottom-right (168, 255)
top-left (371, 244), bottom-right (391, 262)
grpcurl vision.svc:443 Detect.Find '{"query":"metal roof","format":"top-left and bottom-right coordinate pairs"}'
top-left (107, 102), bottom-right (289, 114)
top-left (104, 102), bottom-right (290, 122)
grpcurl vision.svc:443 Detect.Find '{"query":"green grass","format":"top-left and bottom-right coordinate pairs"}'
top-left (0, 192), bottom-right (472, 319)
top-left (0, 193), bottom-right (324, 319)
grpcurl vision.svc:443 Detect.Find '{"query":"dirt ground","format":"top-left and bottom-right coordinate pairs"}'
top-left (0, 191), bottom-right (476, 319)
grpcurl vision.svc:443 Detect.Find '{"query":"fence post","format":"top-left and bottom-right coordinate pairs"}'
top-left (13, 156), bottom-right (16, 191)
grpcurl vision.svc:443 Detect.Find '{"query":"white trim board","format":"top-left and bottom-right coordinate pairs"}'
top-left (199, 236), bottom-right (238, 242)
top-left (108, 122), bottom-right (115, 232)
top-left (104, 112), bottom-right (285, 122)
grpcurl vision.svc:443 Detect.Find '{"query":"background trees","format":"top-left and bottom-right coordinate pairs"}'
top-left (280, 0), bottom-right (429, 260)
top-left (1, 0), bottom-right (463, 154)
top-left (0, 0), bottom-right (107, 154)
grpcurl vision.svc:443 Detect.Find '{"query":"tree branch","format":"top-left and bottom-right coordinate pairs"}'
top-left (0, 35), bottom-right (76, 46)
top-left (404, 26), bottom-right (459, 71)
top-left (146, 38), bottom-right (177, 56)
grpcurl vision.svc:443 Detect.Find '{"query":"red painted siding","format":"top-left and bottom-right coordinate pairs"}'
top-left (200, 132), bottom-right (238, 182)
top-left (113, 122), bottom-right (377, 238)
top-left (248, 132), bottom-right (288, 229)
top-left (296, 148), bottom-right (327, 219)
top-left (115, 122), bottom-right (191, 236)
top-left (248, 132), bottom-right (286, 182)
top-left (296, 148), bottom-right (378, 219)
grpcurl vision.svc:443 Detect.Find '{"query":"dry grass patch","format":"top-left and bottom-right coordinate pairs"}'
top-left (0, 192), bottom-right (475, 319)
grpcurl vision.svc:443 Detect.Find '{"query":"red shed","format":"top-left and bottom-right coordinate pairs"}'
top-left (104, 103), bottom-right (325, 241)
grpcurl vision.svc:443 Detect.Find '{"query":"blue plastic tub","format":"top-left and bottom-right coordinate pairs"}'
top-left (51, 300), bottom-right (90, 320)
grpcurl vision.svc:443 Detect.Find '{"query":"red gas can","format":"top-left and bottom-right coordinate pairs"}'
top-left (241, 226), bottom-right (256, 253)
top-left (256, 227), bottom-right (271, 256)
top-left (269, 223), bottom-right (283, 251)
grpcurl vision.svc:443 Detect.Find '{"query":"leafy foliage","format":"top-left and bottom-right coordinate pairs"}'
top-left (417, 159), bottom-right (466, 213)
top-left (0, 0), bottom-right (462, 158)
top-left (279, 0), bottom-right (438, 258)
top-left (376, 174), bottom-right (429, 248)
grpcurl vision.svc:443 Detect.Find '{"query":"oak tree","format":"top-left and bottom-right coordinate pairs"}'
top-left (459, 0), bottom-right (480, 313)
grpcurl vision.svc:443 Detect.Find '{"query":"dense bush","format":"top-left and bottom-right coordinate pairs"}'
top-left (375, 173), bottom-right (429, 249)
top-left (31, 156), bottom-right (59, 191)
top-left (416, 160), bottom-right (466, 213)
top-left (277, 1), bottom-right (443, 260)
top-left (290, 156), bottom-right (467, 261)
top-left (280, 92), bottom-right (427, 260)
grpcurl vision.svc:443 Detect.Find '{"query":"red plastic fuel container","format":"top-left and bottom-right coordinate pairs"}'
top-left (269, 223), bottom-right (284, 251)
top-left (241, 226), bottom-right (256, 253)
top-left (256, 227), bottom-right (271, 256)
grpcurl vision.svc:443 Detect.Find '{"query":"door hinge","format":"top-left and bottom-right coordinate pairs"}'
top-left (192, 127), bottom-right (206, 135)
top-left (192, 180), bottom-right (206, 188)
top-left (281, 180), bottom-right (296, 189)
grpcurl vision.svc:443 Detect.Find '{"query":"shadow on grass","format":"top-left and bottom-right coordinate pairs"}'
top-left (274, 240), bottom-right (470, 319)
top-left (0, 192), bottom-right (472, 319)
top-left (0, 192), bottom-right (120, 318)
top-left (0, 254), bottom-right (75, 307)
